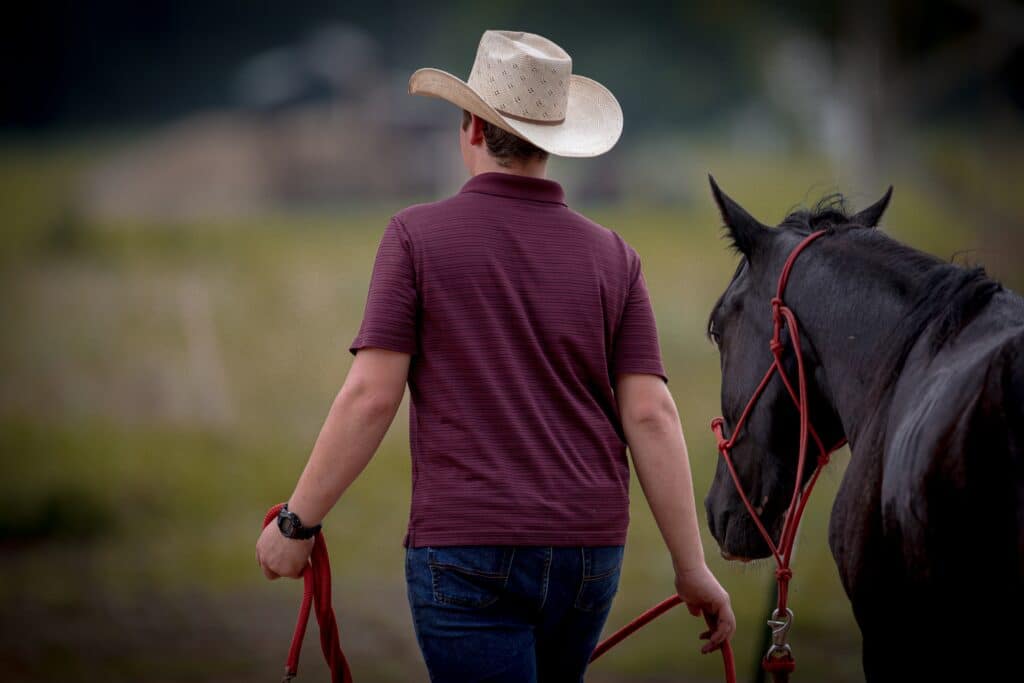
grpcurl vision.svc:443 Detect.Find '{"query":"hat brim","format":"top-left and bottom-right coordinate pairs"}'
top-left (408, 68), bottom-right (623, 158)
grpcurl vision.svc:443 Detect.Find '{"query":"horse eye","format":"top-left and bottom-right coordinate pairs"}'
top-left (709, 326), bottom-right (722, 349)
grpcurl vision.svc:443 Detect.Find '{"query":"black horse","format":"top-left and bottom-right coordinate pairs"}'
top-left (702, 178), bottom-right (1024, 681)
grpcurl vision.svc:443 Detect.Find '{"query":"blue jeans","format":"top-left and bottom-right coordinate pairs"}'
top-left (405, 544), bottom-right (625, 683)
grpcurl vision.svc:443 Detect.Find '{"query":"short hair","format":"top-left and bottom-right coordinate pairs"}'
top-left (461, 110), bottom-right (549, 167)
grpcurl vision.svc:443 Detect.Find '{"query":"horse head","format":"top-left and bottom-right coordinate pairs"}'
top-left (703, 177), bottom-right (891, 561)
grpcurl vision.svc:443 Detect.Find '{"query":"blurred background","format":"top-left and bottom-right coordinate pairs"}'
top-left (2, 1), bottom-right (1022, 681)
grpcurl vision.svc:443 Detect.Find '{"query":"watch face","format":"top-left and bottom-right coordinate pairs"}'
top-left (279, 515), bottom-right (296, 536)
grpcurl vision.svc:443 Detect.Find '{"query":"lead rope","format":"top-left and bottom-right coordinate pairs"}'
top-left (262, 504), bottom-right (352, 683)
top-left (590, 594), bottom-right (737, 683)
top-left (264, 499), bottom-right (736, 682)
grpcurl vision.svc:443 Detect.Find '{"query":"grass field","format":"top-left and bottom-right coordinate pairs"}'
top-left (1, 137), bottom-right (1020, 682)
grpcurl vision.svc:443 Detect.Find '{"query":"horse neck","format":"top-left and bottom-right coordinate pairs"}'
top-left (782, 236), bottom-right (923, 452)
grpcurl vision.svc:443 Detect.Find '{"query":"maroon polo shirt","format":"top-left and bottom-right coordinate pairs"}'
top-left (350, 172), bottom-right (667, 548)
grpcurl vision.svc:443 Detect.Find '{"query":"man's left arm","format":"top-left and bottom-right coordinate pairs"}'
top-left (256, 347), bottom-right (410, 580)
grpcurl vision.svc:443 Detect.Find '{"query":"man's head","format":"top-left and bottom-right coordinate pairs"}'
top-left (460, 110), bottom-right (549, 175)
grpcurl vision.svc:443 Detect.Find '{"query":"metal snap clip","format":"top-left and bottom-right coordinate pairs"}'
top-left (765, 607), bottom-right (794, 660)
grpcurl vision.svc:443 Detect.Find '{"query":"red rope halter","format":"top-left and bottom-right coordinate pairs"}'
top-left (710, 230), bottom-right (847, 677)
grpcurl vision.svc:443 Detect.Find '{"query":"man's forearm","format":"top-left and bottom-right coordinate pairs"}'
top-left (625, 412), bottom-right (707, 573)
top-left (285, 382), bottom-right (402, 527)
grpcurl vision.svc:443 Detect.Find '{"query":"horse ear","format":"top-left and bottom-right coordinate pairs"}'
top-left (851, 186), bottom-right (893, 228)
top-left (708, 175), bottom-right (770, 256)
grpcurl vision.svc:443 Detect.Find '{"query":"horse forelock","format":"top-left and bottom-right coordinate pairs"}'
top-left (780, 193), bottom-right (854, 233)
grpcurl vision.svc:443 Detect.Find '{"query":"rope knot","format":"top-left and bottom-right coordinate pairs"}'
top-left (775, 567), bottom-right (793, 582)
top-left (769, 339), bottom-right (784, 356)
top-left (818, 452), bottom-right (831, 466)
top-left (710, 418), bottom-right (731, 450)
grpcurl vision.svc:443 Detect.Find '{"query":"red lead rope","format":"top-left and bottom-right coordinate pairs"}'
top-left (262, 504), bottom-right (352, 683)
top-left (590, 594), bottom-right (737, 683)
top-left (710, 230), bottom-right (846, 679)
top-left (265, 498), bottom-right (735, 682)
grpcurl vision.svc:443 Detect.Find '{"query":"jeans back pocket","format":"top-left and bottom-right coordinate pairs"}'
top-left (427, 545), bottom-right (515, 608)
top-left (574, 545), bottom-right (624, 613)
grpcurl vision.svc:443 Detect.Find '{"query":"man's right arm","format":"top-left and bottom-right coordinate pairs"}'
top-left (617, 372), bottom-right (736, 653)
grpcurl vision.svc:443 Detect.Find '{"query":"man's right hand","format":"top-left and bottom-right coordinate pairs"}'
top-left (674, 565), bottom-right (736, 654)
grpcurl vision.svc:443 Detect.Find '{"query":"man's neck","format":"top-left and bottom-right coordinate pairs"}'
top-left (471, 156), bottom-right (548, 179)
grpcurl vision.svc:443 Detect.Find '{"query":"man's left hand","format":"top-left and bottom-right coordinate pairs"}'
top-left (256, 522), bottom-right (314, 580)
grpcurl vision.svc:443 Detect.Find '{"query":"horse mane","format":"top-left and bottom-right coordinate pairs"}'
top-left (779, 195), bottom-right (1004, 431)
top-left (862, 260), bottom-right (1003, 413)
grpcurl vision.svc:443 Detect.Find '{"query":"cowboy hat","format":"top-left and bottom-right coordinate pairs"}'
top-left (408, 30), bottom-right (623, 158)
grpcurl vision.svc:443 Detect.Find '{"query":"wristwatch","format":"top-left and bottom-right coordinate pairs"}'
top-left (276, 504), bottom-right (322, 540)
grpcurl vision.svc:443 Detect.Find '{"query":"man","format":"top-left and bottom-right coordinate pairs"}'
top-left (256, 30), bottom-right (735, 682)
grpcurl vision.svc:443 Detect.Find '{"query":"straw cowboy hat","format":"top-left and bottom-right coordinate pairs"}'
top-left (408, 30), bottom-right (623, 158)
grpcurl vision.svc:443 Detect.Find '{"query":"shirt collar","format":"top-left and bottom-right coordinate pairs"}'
top-left (459, 172), bottom-right (566, 206)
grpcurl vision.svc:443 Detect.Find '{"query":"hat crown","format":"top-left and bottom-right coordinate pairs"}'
top-left (466, 30), bottom-right (572, 124)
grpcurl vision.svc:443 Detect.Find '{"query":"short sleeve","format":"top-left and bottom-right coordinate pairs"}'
top-left (611, 252), bottom-right (668, 383)
top-left (349, 216), bottom-right (418, 356)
